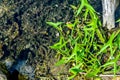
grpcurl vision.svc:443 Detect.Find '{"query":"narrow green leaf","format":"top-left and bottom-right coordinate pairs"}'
top-left (70, 5), bottom-right (77, 10)
top-left (46, 22), bottom-right (63, 30)
top-left (68, 74), bottom-right (76, 80)
top-left (69, 68), bottom-right (83, 74)
top-left (114, 62), bottom-right (117, 76)
top-left (85, 4), bottom-right (95, 13)
top-left (102, 61), bottom-right (114, 67)
top-left (84, 9), bottom-right (89, 20)
top-left (86, 68), bottom-right (100, 77)
top-left (55, 58), bottom-right (66, 66)
top-left (114, 33), bottom-right (120, 49)
top-left (50, 36), bottom-right (68, 50)
top-left (69, 64), bottom-right (83, 79)
top-left (96, 29), bottom-right (105, 43)
top-left (76, 0), bottom-right (84, 16)
top-left (116, 19), bottom-right (120, 23)
top-left (97, 44), bottom-right (109, 55)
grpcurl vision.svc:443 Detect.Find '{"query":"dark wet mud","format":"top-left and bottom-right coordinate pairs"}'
top-left (0, 0), bottom-right (78, 80)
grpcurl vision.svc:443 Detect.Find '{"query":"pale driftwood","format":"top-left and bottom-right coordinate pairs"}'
top-left (102, 0), bottom-right (119, 30)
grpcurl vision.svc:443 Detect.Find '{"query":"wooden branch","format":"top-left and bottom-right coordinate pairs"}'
top-left (102, 0), bottom-right (119, 30)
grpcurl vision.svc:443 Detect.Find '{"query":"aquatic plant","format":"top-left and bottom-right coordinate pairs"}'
top-left (47, 0), bottom-right (120, 79)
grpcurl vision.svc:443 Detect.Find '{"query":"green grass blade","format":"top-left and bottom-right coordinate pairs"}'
top-left (96, 29), bottom-right (105, 43)
top-left (46, 22), bottom-right (63, 31)
top-left (76, 0), bottom-right (84, 16)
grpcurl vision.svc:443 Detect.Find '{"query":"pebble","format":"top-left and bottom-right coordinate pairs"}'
top-left (0, 71), bottom-right (7, 80)
top-left (19, 65), bottom-right (35, 79)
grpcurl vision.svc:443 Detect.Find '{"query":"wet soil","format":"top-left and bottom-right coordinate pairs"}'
top-left (0, 0), bottom-right (78, 80)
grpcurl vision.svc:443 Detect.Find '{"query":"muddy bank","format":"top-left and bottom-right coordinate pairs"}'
top-left (0, 0), bottom-right (79, 79)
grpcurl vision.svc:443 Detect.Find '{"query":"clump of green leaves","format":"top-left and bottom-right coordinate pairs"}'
top-left (47, 0), bottom-right (120, 79)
